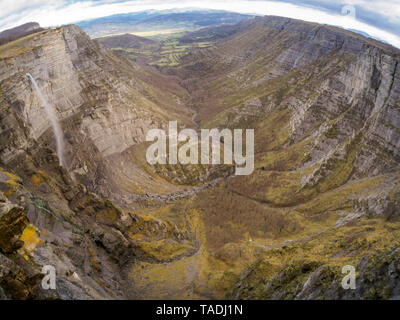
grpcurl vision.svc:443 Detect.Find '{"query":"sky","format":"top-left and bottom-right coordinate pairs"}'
top-left (0, 0), bottom-right (399, 48)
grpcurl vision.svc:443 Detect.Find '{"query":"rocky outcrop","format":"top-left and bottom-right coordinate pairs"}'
top-left (0, 22), bottom-right (43, 46)
top-left (0, 163), bottom-right (193, 299)
top-left (0, 195), bottom-right (28, 254)
top-left (233, 245), bottom-right (400, 300)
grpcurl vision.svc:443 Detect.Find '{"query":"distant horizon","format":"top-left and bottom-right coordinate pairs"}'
top-left (0, 1), bottom-right (399, 48)
top-left (73, 9), bottom-right (398, 49)
top-left (1, 8), bottom-right (399, 50)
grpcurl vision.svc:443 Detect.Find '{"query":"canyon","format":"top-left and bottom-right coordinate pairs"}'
top-left (0, 15), bottom-right (399, 300)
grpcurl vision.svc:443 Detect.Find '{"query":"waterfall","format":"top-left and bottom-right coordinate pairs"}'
top-left (26, 73), bottom-right (65, 167)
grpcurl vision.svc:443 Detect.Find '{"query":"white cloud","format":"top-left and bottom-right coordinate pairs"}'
top-left (346, 0), bottom-right (400, 23)
top-left (0, 0), bottom-right (62, 17)
top-left (0, 0), bottom-right (399, 48)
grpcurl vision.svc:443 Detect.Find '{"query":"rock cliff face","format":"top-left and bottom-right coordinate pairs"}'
top-left (168, 16), bottom-right (400, 299)
top-left (0, 25), bottom-right (193, 199)
top-left (175, 17), bottom-right (400, 204)
top-left (0, 16), bottom-right (400, 300)
top-left (178, 16), bottom-right (400, 177)
top-left (0, 25), bottom-right (194, 299)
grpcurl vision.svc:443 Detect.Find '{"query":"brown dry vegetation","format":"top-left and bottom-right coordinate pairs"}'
top-left (193, 184), bottom-right (302, 253)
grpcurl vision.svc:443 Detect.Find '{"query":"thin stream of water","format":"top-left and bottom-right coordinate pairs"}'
top-left (27, 73), bottom-right (65, 167)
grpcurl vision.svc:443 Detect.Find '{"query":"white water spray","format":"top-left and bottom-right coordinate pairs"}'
top-left (26, 73), bottom-right (65, 167)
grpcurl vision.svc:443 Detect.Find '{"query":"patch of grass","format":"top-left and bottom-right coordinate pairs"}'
top-left (325, 123), bottom-right (340, 139)
top-left (31, 174), bottom-right (44, 186)
top-left (19, 224), bottom-right (40, 254)
top-left (88, 247), bottom-right (101, 273)
top-left (257, 137), bottom-right (315, 171)
top-left (297, 175), bottom-right (385, 216)
top-left (0, 30), bottom-right (46, 59)
top-left (137, 239), bottom-right (193, 262)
